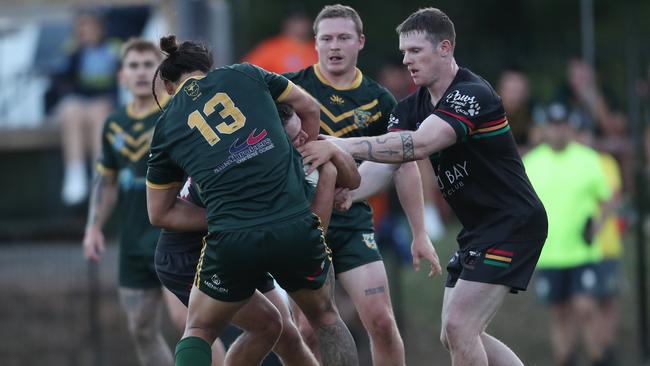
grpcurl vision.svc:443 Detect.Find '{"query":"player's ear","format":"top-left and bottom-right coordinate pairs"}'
top-left (358, 33), bottom-right (365, 51)
top-left (439, 39), bottom-right (453, 57)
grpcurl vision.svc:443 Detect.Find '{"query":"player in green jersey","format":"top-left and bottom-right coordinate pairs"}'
top-left (82, 39), bottom-right (191, 366)
top-left (146, 35), bottom-right (359, 366)
top-left (282, 5), bottom-right (441, 365)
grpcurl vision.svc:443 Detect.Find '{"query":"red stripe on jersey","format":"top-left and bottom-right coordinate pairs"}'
top-left (481, 116), bottom-right (508, 128)
top-left (436, 109), bottom-right (476, 129)
top-left (487, 248), bottom-right (514, 257)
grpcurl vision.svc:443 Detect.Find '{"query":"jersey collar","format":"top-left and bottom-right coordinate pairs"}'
top-left (313, 64), bottom-right (363, 91)
top-left (126, 94), bottom-right (169, 120)
top-left (174, 75), bottom-right (205, 95)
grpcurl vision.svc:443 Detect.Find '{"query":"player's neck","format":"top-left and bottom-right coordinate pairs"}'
top-left (317, 63), bottom-right (359, 88)
top-left (130, 96), bottom-right (157, 114)
top-left (427, 59), bottom-right (459, 105)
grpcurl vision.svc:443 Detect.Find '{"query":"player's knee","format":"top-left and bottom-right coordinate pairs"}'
top-left (274, 322), bottom-right (303, 352)
top-left (365, 310), bottom-right (398, 341)
top-left (442, 313), bottom-right (471, 346)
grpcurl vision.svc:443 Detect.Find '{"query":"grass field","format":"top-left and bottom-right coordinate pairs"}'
top-left (0, 221), bottom-right (647, 365)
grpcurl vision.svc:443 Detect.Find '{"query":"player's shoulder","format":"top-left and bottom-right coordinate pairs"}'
top-left (104, 106), bottom-right (129, 126)
top-left (438, 67), bottom-right (502, 118)
top-left (360, 74), bottom-right (396, 103)
top-left (283, 65), bottom-right (313, 82)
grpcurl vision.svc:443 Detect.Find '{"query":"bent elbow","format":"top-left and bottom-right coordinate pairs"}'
top-left (147, 210), bottom-right (164, 228)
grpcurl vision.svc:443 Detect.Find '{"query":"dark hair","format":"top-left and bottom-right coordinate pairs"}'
top-left (395, 8), bottom-right (456, 48)
top-left (314, 4), bottom-right (363, 36)
top-left (276, 103), bottom-right (295, 126)
top-left (153, 35), bottom-right (214, 110)
top-left (120, 38), bottom-right (161, 61)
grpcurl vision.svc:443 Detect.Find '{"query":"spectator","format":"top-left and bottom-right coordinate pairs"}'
top-left (497, 68), bottom-right (541, 151)
top-left (54, 10), bottom-right (120, 205)
top-left (575, 122), bottom-right (625, 366)
top-left (242, 9), bottom-right (317, 73)
top-left (524, 102), bottom-right (613, 366)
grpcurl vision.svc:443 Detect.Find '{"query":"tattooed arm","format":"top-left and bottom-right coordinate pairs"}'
top-left (82, 172), bottom-right (119, 261)
top-left (331, 114), bottom-right (457, 163)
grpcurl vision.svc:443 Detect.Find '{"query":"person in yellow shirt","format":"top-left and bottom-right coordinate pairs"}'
top-left (576, 121), bottom-right (625, 366)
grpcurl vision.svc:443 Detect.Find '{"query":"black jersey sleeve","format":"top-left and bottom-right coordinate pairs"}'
top-left (386, 98), bottom-right (416, 132)
top-left (367, 89), bottom-right (397, 137)
top-left (433, 82), bottom-right (507, 141)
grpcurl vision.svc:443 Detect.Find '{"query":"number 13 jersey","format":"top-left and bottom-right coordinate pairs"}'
top-left (147, 63), bottom-right (309, 232)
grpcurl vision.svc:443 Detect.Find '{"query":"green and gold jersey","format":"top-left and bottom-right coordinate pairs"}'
top-left (285, 64), bottom-right (397, 230)
top-left (98, 99), bottom-right (167, 256)
top-left (147, 63), bottom-right (310, 232)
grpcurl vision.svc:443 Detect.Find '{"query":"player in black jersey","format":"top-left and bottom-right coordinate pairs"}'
top-left (146, 36), bottom-right (358, 366)
top-left (301, 8), bottom-right (547, 366)
top-left (283, 6), bottom-right (440, 365)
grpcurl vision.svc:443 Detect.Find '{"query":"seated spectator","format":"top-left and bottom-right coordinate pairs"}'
top-left (53, 10), bottom-right (120, 205)
top-left (242, 9), bottom-right (317, 74)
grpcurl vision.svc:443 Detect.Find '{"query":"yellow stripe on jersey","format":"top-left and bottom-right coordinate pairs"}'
top-left (145, 180), bottom-right (183, 190)
top-left (320, 99), bottom-right (379, 124)
top-left (106, 133), bottom-right (151, 162)
top-left (276, 81), bottom-right (294, 102)
top-left (108, 123), bottom-right (154, 148)
top-left (96, 163), bottom-right (116, 176)
top-left (314, 64), bottom-right (363, 90)
top-left (319, 111), bottom-right (382, 137)
top-left (126, 94), bottom-right (169, 120)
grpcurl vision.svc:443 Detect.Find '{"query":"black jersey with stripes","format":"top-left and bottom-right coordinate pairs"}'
top-left (388, 67), bottom-right (547, 248)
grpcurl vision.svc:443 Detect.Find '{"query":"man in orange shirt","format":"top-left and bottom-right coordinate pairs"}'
top-left (242, 10), bottom-right (318, 73)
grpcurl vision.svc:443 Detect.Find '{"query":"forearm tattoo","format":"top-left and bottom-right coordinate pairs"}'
top-left (88, 174), bottom-right (106, 225)
top-left (400, 132), bottom-right (415, 161)
top-left (352, 140), bottom-right (377, 161)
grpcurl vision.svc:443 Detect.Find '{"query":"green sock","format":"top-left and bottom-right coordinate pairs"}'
top-left (175, 336), bottom-right (212, 366)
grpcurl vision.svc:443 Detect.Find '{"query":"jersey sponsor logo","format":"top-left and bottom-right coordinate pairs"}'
top-left (436, 160), bottom-right (470, 198)
top-left (354, 109), bottom-right (372, 128)
top-left (387, 114), bottom-right (399, 130)
top-left (215, 129), bottom-right (275, 173)
top-left (445, 90), bottom-right (481, 117)
top-left (229, 129), bottom-right (268, 154)
top-left (112, 131), bottom-right (126, 151)
top-left (330, 94), bottom-right (345, 105)
top-left (463, 250), bottom-right (482, 269)
top-left (184, 80), bottom-right (201, 99)
top-left (362, 233), bottom-right (378, 250)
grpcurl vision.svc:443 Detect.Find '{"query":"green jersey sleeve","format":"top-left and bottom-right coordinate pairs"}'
top-left (249, 63), bottom-right (294, 102)
top-left (97, 116), bottom-right (118, 176)
top-left (146, 124), bottom-right (184, 189)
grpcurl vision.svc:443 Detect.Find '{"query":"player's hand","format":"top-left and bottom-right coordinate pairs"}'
top-left (333, 187), bottom-right (352, 211)
top-left (83, 225), bottom-right (106, 262)
top-left (298, 140), bottom-right (338, 174)
top-left (411, 234), bottom-right (442, 278)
